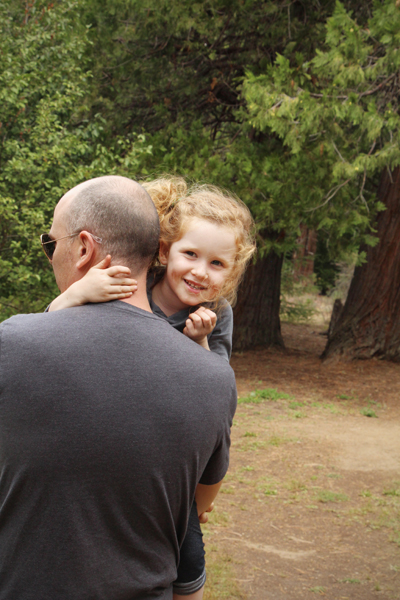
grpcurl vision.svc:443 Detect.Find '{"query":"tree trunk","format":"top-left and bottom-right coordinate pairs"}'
top-left (233, 249), bottom-right (285, 351)
top-left (327, 299), bottom-right (343, 340)
top-left (322, 166), bottom-right (400, 361)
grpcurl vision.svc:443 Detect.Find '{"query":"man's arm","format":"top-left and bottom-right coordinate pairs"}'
top-left (195, 481), bottom-right (223, 517)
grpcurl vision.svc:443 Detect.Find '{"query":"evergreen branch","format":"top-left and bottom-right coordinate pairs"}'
top-left (0, 300), bottom-right (20, 311)
top-left (356, 168), bottom-right (369, 213)
top-left (307, 73), bottom-right (397, 101)
top-left (367, 140), bottom-right (377, 156)
top-left (358, 73), bottom-right (397, 98)
top-left (306, 179), bottom-right (351, 212)
top-left (332, 141), bottom-right (346, 163)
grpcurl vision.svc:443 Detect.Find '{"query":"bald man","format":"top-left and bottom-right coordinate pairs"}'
top-left (0, 177), bottom-right (237, 599)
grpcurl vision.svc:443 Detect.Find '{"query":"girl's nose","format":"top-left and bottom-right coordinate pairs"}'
top-left (191, 264), bottom-right (208, 280)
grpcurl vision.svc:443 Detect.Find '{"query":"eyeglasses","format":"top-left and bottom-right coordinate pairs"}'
top-left (40, 232), bottom-right (102, 261)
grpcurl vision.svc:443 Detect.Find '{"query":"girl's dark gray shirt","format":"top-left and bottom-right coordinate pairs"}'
top-left (147, 276), bottom-right (233, 361)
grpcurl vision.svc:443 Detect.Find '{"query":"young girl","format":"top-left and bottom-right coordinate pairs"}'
top-left (48, 176), bottom-right (256, 599)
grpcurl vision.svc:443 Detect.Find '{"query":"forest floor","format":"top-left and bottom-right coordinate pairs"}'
top-left (203, 303), bottom-right (400, 600)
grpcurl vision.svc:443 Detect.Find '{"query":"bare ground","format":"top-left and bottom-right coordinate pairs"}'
top-left (203, 322), bottom-right (400, 600)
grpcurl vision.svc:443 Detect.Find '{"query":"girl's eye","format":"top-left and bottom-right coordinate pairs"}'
top-left (211, 260), bottom-right (224, 267)
top-left (185, 250), bottom-right (196, 257)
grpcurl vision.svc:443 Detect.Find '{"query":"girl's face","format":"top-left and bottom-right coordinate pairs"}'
top-left (159, 219), bottom-right (236, 312)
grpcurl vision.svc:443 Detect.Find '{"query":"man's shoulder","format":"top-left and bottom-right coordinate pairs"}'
top-left (1, 311), bottom-right (47, 330)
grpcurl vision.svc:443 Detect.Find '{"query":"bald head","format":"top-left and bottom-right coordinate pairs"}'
top-left (64, 176), bottom-right (160, 273)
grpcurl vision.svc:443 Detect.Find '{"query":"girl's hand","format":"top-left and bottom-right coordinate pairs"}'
top-left (48, 255), bottom-right (137, 311)
top-left (72, 255), bottom-right (138, 304)
top-left (198, 502), bottom-right (214, 525)
top-left (183, 306), bottom-right (217, 350)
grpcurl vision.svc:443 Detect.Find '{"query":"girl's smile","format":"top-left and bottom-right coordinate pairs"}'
top-left (152, 219), bottom-right (236, 316)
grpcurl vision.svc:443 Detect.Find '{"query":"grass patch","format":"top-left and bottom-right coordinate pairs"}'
top-left (383, 483), bottom-right (400, 497)
top-left (312, 401), bottom-right (342, 414)
top-left (288, 401), bottom-right (305, 409)
top-left (360, 407), bottom-right (378, 418)
top-left (268, 434), bottom-right (291, 446)
top-left (256, 476), bottom-right (279, 497)
top-left (203, 544), bottom-right (245, 600)
top-left (238, 440), bottom-right (267, 452)
top-left (238, 388), bottom-right (294, 404)
top-left (287, 479), bottom-right (307, 492)
top-left (263, 485), bottom-right (278, 496)
top-left (220, 486), bottom-right (236, 495)
top-left (292, 411), bottom-right (307, 419)
top-left (316, 490), bottom-right (349, 503)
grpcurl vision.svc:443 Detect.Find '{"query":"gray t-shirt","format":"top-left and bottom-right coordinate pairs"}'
top-left (0, 301), bottom-right (237, 600)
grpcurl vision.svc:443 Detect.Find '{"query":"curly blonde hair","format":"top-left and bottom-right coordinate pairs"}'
top-left (142, 176), bottom-right (256, 306)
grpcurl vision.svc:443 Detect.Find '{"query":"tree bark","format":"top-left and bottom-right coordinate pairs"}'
top-left (232, 249), bottom-right (285, 351)
top-left (322, 166), bottom-right (400, 361)
top-left (327, 299), bottom-right (343, 340)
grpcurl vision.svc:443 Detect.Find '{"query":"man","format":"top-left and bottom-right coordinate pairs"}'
top-left (0, 176), bottom-right (237, 599)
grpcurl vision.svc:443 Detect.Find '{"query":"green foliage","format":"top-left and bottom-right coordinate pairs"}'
top-left (80, 0), bottom-right (355, 256)
top-left (314, 236), bottom-right (340, 295)
top-left (0, 1), bottom-right (151, 320)
top-left (243, 0), bottom-right (400, 252)
top-left (360, 407), bottom-right (378, 418)
top-left (280, 258), bottom-right (317, 321)
top-left (2, 0), bottom-right (394, 325)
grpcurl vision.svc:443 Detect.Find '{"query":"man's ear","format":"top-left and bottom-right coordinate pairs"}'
top-left (76, 231), bottom-right (98, 270)
top-left (158, 241), bottom-right (170, 266)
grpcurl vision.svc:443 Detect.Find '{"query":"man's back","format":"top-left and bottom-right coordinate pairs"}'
top-left (0, 301), bottom-right (236, 599)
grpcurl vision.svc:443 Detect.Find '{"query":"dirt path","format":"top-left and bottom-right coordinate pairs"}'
top-left (204, 323), bottom-right (400, 600)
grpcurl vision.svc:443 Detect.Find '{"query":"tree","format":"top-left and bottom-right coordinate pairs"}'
top-left (81, 0), bottom-right (358, 350)
top-left (0, 1), bottom-right (151, 320)
top-left (242, 0), bottom-right (400, 357)
top-left (322, 166), bottom-right (400, 361)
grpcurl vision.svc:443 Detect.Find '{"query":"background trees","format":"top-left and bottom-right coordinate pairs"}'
top-left (243, 0), bottom-right (400, 358)
top-left (1, 0), bottom-right (400, 362)
top-left (0, 1), bottom-right (150, 317)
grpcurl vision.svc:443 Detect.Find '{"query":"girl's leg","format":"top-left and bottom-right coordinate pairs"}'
top-left (173, 586), bottom-right (204, 600)
top-left (173, 501), bottom-right (206, 599)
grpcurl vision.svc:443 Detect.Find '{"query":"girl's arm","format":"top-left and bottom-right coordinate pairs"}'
top-left (183, 306), bottom-right (217, 350)
top-left (48, 255), bottom-right (137, 312)
top-left (183, 302), bottom-right (233, 360)
top-left (195, 481), bottom-right (223, 517)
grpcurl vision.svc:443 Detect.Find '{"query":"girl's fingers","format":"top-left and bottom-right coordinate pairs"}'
top-left (188, 313), bottom-right (201, 325)
top-left (111, 291), bottom-right (134, 298)
top-left (93, 255), bottom-right (112, 269)
top-left (192, 307), bottom-right (217, 327)
top-left (110, 285), bottom-right (137, 294)
top-left (190, 312), bottom-right (215, 331)
top-left (108, 277), bottom-right (137, 287)
top-left (105, 265), bottom-right (132, 277)
top-left (185, 318), bottom-right (195, 332)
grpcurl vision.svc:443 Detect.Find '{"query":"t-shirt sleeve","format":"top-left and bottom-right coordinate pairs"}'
top-left (207, 301), bottom-right (233, 362)
top-left (198, 376), bottom-right (237, 485)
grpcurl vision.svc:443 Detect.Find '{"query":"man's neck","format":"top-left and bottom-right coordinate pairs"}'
top-left (119, 273), bottom-right (152, 313)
